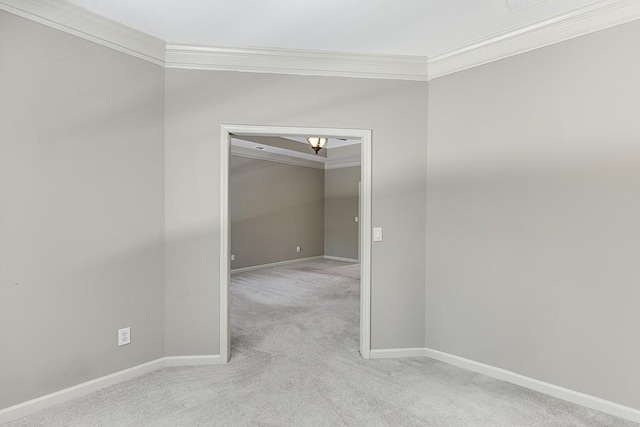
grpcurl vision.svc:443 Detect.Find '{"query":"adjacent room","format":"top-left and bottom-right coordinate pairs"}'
top-left (1, 0), bottom-right (639, 425)
top-left (228, 134), bottom-right (363, 359)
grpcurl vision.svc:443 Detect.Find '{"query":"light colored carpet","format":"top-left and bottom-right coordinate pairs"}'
top-left (7, 259), bottom-right (635, 426)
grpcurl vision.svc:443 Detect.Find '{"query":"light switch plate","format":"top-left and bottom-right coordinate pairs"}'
top-left (373, 227), bottom-right (383, 242)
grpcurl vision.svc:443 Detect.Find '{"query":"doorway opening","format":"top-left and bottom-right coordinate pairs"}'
top-left (220, 125), bottom-right (372, 362)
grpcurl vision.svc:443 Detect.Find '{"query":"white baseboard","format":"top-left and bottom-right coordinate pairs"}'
top-left (230, 256), bottom-right (324, 274)
top-left (423, 348), bottom-right (640, 423)
top-left (370, 348), bottom-right (426, 359)
top-left (0, 355), bottom-right (222, 424)
top-left (324, 255), bottom-right (359, 263)
top-left (164, 355), bottom-right (222, 366)
top-left (5, 348), bottom-right (637, 425)
top-left (371, 347), bottom-right (640, 423)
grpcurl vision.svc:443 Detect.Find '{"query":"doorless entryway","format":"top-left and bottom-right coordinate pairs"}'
top-left (219, 125), bottom-right (372, 361)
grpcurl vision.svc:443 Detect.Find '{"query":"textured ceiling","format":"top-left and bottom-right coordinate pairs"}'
top-left (65, 0), bottom-right (599, 56)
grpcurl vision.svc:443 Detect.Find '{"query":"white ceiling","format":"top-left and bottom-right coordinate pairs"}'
top-left (230, 137), bottom-right (361, 169)
top-left (231, 137), bottom-right (328, 164)
top-left (63, 0), bottom-right (600, 57)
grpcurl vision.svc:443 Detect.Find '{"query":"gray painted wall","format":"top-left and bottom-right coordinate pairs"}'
top-left (426, 20), bottom-right (640, 409)
top-left (230, 155), bottom-right (325, 269)
top-left (165, 71), bottom-right (428, 355)
top-left (0, 12), bottom-right (165, 409)
top-left (328, 144), bottom-right (361, 162)
top-left (325, 166), bottom-right (360, 260)
top-left (4, 4), bottom-right (639, 413)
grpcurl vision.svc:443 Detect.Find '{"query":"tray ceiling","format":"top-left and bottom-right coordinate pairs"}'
top-left (64, 0), bottom-right (599, 57)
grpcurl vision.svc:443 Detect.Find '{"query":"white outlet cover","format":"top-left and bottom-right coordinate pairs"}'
top-left (118, 327), bottom-right (131, 346)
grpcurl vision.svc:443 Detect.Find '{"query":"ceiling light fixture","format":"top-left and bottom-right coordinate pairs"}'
top-left (307, 137), bottom-right (327, 154)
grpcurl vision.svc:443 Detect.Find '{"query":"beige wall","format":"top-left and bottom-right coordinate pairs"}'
top-left (324, 166), bottom-right (360, 260)
top-left (165, 70), bottom-right (428, 355)
top-left (230, 155), bottom-right (324, 269)
top-left (426, 20), bottom-right (640, 409)
top-left (0, 12), bottom-right (165, 409)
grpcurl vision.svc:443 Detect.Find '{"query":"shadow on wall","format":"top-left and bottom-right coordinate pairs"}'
top-left (164, 226), bottom-right (221, 356)
top-left (165, 69), bottom-right (409, 129)
top-left (229, 158), bottom-right (324, 222)
top-left (0, 237), bottom-right (164, 410)
top-left (324, 196), bottom-right (359, 260)
top-left (231, 203), bottom-right (325, 270)
top-left (426, 154), bottom-right (640, 409)
top-left (229, 155), bottom-right (325, 270)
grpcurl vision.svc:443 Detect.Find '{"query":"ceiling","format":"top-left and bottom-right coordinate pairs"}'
top-left (63, 0), bottom-right (600, 57)
top-left (231, 136), bottom-right (361, 169)
top-left (285, 137), bottom-right (360, 149)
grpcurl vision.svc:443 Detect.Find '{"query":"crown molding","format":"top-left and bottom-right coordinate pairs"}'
top-left (0, 0), bottom-right (165, 65)
top-left (428, 0), bottom-right (640, 80)
top-left (231, 146), bottom-right (325, 170)
top-left (0, 0), bottom-right (427, 81)
top-left (4, 0), bottom-right (640, 81)
top-left (231, 146), bottom-right (360, 170)
top-left (165, 44), bottom-right (429, 81)
top-left (325, 159), bottom-right (361, 170)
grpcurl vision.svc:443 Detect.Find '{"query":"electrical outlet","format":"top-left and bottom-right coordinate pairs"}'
top-left (231, 254), bottom-right (235, 261)
top-left (118, 327), bottom-right (131, 346)
top-left (296, 246), bottom-right (301, 252)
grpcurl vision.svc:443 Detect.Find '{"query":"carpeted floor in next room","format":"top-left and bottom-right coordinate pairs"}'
top-left (7, 259), bottom-right (635, 426)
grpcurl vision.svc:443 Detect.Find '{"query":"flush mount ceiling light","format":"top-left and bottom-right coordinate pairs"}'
top-left (307, 137), bottom-right (327, 154)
